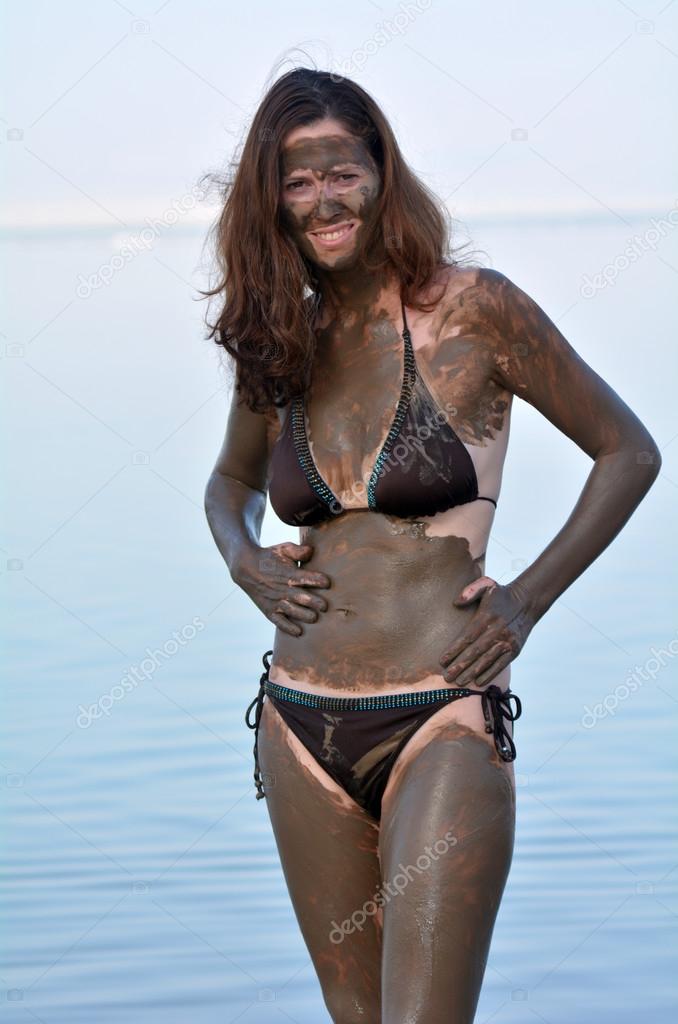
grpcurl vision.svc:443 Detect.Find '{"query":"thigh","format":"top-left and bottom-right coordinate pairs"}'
top-left (378, 704), bottom-right (516, 1024)
top-left (256, 698), bottom-right (383, 1023)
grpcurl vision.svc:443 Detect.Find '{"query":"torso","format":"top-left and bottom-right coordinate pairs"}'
top-left (268, 265), bottom-right (514, 694)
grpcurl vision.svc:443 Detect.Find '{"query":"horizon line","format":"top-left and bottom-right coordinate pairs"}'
top-left (1, 196), bottom-right (676, 236)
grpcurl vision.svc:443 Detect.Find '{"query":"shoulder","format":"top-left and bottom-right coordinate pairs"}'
top-left (437, 265), bottom-right (521, 319)
top-left (431, 265), bottom-right (584, 397)
top-left (434, 265), bottom-right (548, 350)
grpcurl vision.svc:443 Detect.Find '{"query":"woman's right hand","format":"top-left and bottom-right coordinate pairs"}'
top-left (231, 542), bottom-right (331, 637)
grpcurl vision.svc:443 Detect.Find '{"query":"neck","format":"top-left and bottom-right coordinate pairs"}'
top-left (313, 262), bottom-right (400, 322)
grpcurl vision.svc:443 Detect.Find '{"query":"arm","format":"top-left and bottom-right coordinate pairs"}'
top-left (485, 269), bottom-right (661, 622)
top-left (440, 268), bottom-right (661, 685)
top-left (204, 376), bottom-right (331, 636)
top-left (203, 379), bottom-right (272, 573)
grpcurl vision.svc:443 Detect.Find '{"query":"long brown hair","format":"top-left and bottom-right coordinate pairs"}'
top-left (200, 67), bottom-right (482, 413)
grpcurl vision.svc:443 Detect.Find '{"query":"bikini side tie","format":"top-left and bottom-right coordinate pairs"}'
top-left (245, 648), bottom-right (273, 800)
top-left (480, 684), bottom-right (522, 762)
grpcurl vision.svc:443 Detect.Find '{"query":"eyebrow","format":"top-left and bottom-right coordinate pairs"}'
top-left (283, 162), bottom-right (362, 179)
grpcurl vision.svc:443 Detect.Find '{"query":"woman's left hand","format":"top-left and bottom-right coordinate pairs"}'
top-left (438, 577), bottom-right (536, 688)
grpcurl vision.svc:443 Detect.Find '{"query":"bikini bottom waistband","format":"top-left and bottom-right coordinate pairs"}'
top-left (245, 650), bottom-right (522, 801)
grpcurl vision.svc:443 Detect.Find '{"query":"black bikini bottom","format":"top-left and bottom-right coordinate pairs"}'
top-left (245, 649), bottom-right (522, 822)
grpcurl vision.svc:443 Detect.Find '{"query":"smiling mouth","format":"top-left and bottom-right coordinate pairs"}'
top-left (308, 221), bottom-right (357, 245)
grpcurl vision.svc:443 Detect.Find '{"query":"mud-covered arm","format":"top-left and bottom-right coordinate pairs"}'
top-left (483, 268), bottom-right (661, 624)
top-left (204, 375), bottom-right (331, 636)
top-left (203, 379), bottom-right (274, 575)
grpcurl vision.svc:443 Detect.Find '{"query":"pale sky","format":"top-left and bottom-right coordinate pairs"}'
top-left (1, 0), bottom-right (677, 229)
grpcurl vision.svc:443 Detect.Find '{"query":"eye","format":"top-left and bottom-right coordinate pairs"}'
top-left (286, 180), bottom-right (307, 191)
top-left (338, 174), bottom-right (358, 182)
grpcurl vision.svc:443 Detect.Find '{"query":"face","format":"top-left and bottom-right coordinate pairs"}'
top-left (279, 117), bottom-right (381, 269)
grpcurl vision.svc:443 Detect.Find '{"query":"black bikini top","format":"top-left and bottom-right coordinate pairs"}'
top-left (268, 301), bottom-right (498, 527)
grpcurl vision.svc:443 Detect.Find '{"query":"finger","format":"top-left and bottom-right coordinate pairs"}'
top-left (287, 589), bottom-right (328, 613)
top-left (258, 579), bottom-right (328, 611)
top-left (268, 545), bottom-right (331, 587)
top-left (442, 629), bottom-right (503, 681)
top-left (275, 542), bottom-right (314, 562)
top-left (290, 543), bottom-right (314, 562)
top-left (285, 568), bottom-right (332, 589)
top-left (276, 597), bottom-right (318, 624)
top-left (473, 650), bottom-right (514, 689)
top-left (270, 611), bottom-right (302, 637)
top-left (439, 622), bottom-right (493, 668)
top-left (258, 557), bottom-right (330, 590)
top-left (450, 641), bottom-right (512, 688)
top-left (453, 576), bottom-right (497, 606)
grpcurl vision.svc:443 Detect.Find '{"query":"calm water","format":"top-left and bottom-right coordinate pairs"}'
top-left (2, 219), bottom-right (677, 1022)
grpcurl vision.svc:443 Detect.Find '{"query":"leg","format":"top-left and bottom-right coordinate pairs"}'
top-left (256, 698), bottom-right (383, 1023)
top-left (379, 700), bottom-right (516, 1024)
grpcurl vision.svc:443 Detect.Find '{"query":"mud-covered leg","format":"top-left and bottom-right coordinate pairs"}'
top-left (379, 723), bottom-right (515, 1024)
top-left (256, 699), bottom-right (383, 1023)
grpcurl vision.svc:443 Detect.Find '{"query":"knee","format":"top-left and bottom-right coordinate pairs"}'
top-left (323, 986), bottom-right (381, 1023)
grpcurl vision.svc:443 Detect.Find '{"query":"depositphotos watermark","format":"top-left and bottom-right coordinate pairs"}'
top-left (329, 829), bottom-right (457, 944)
top-left (308, 400), bottom-right (459, 515)
top-left (581, 632), bottom-right (678, 728)
top-left (579, 200), bottom-right (678, 298)
top-left (76, 617), bottom-right (205, 728)
top-left (329, 0), bottom-right (432, 80)
top-left (76, 183), bottom-right (207, 298)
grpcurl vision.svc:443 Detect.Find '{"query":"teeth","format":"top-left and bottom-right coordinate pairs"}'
top-left (314, 224), bottom-right (352, 240)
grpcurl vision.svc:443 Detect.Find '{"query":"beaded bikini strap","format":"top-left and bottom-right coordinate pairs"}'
top-left (290, 298), bottom-right (417, 517)
top-left (366, 300), bottom-right (418, 509)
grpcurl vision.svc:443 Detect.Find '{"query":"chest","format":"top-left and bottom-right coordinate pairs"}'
top-left (298, 323), bottom-right (502, 502)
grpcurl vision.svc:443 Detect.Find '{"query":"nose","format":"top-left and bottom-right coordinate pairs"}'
top-left (315, 188), bottom-right (345, 219)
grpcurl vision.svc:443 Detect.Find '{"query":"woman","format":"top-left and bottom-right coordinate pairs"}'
top-left (203, 68), bottom-right (660, 1023)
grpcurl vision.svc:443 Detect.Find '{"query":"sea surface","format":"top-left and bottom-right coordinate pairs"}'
top-left (1, 217), bottom-right (677, 1022)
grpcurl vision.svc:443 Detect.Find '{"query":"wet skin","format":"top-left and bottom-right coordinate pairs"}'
top-left (272, 511), bottom-right (502, 692)
top-left (279, 131), bottom-right (382, 276)
top-left (267, 269), bottom-right (520, 696)
top-left (257, 700), bottom-right (514, 1024)
top-left (205, 118), bottom-right (661, 1022)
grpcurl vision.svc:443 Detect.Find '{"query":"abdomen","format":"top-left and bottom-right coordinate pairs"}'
top-left (271, 510), bottom-right (487, 691)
